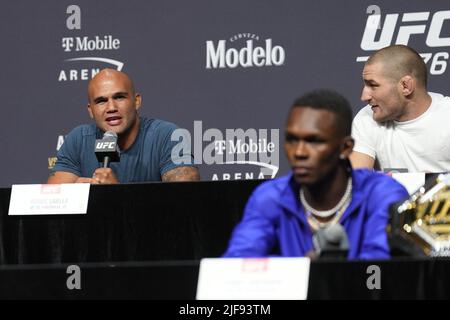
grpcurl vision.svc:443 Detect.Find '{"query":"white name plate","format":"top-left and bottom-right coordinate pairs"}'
top-left (196, 257), bottom-right (310, 300)
top-left (8, 184), bottom-right (90, 215)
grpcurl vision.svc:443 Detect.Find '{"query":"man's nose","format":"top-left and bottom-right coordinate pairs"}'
top-left (294, 141), bottom-right (308, 158)
top-left (105, 99), bottom-right (118, 112)
top-left (361, 86), bottom-right (371, 102)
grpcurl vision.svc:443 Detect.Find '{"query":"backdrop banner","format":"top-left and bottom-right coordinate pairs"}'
top-left (1, 0), bottom-right (449, 186)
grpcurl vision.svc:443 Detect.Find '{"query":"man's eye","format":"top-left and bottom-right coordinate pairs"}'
top-left (307, 138), bottom-right (324, 144)
top-left (285, 136), bottom-right (297, 143)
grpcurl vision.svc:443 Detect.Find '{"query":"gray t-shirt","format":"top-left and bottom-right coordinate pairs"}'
top-left (52, 117), bottom-right (194, 182)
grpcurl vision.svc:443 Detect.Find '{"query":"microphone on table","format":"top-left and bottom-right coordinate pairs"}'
top-left (94, 131), bottom-right (120, 168)
top-left (313, 223), bottom-right (349, 259)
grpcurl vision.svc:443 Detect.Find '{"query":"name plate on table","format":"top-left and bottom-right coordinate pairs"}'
top-left (196, 257), bottom-right (310, 300)
top-left (8, 184), bottom-right (90, 215)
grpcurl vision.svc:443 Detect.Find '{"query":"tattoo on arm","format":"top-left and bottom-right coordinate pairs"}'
top-left (162, 166), bottom-right (200, 182)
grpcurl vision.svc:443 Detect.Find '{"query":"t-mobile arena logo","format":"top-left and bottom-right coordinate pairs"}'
top-left (171, 121), bottom-right (279, 179)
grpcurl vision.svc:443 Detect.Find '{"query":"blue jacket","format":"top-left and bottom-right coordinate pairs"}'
top-left (224, 169), bottom-right (409, 260)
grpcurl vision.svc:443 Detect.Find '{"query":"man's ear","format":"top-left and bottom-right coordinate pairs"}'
top-left (340, 136), bottom-right (354, 159)
top-left (399, 75), bottom-right (415, 97)
top-left (87, 104), bottom-right (94, 119)
top-left (135, 94), bottom-right (142, 111)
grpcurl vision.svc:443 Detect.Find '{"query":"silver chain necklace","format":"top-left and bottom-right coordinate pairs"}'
top-left (299, 177), bottom-right (352, 218)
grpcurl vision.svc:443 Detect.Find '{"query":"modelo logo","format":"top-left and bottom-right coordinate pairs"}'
top-left (95, 141), bottom-right (116, 150)
top-left (361, 10), bottom-right (450, 50)
top-left (206, 39), bottom-right (285, 69)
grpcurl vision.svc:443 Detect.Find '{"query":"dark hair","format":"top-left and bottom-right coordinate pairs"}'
top-left (291, 89), bottom-right (353, 136)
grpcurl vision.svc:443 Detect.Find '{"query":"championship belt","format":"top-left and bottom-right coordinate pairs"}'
top-left (390, 173), bottom-right (450, 257)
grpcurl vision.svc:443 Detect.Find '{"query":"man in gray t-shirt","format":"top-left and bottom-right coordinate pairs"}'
top-left (47, 69), bottom-right (199, 184)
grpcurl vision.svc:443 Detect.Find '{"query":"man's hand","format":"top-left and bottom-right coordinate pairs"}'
top-left (162, 166), bottom-right (200, 182)
top-left (75, 177), bottom-right (96, 184)
top-left (91, 168), bottom-right (119, 184)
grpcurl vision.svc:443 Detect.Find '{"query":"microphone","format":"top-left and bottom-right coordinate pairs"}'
top-left (94, 131), bottom-right (120, 167)
top-left (313, 223), bottom-right (349, 259)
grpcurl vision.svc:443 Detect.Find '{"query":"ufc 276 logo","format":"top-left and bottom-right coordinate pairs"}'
top-left (358, 8), bottom-right (450, 75)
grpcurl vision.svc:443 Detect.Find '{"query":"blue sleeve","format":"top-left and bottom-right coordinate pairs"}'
top-left (223, 186), bottom-right (278, 257)
top-left (358, 177), bottom-right (409, 260)
top-left (157, 122), bottom-right (195, 175)
top-left (51, 128), bottom-right (82, 176)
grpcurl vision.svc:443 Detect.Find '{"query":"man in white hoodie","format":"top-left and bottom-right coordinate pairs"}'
top-left (350, 44), bottom-right (450, 173)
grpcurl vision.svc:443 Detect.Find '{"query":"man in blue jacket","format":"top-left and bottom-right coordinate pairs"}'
top-left (224, 90), bottom-right (408, 260)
